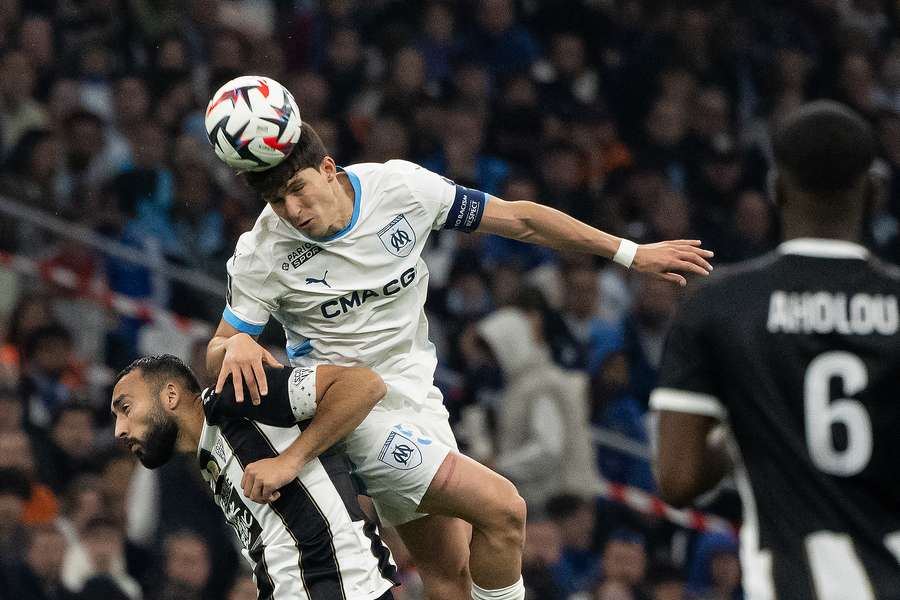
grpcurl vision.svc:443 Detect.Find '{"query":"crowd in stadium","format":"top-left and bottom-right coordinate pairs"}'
top-left (0, 0), bottom-right (898, 598)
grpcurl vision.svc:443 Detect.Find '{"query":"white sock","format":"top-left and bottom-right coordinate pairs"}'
top-left (471, 577), bottom-right (526, 600)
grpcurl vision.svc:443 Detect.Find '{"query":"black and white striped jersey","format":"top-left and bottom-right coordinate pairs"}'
top-left (652, 239), bottom-right (900, 600)
top-left (196, 412), bottom-right (397, 600)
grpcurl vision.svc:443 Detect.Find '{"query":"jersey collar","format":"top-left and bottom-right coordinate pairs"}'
top-left (778, 238), bottom-right (869, 260)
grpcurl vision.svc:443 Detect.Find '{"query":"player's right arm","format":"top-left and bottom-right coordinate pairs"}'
top-left (208, 234), bottom-right (284, 404)
top-left (205, 363), bottom-right (387, 503)
top-left (207, 319), bottom-right (282, 405)
top-left (649, 284), bottom-right (732, 507)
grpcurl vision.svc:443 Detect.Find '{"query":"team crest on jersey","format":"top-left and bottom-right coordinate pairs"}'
top-left (378, 431), bottom-right (423, 470)
top-left (378, 215), bottom-right (416, 258)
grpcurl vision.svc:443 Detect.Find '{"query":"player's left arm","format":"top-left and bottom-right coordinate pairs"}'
top-left (477, 196), bottom-right (714, 286)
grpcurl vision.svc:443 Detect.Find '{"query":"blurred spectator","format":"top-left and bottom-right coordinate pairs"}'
top-left (0, 468), bottom-right (30, 564)
top-left (3, 523), bottom-right (75, 600)
top-left (622, 278), bottom-right (680, 408)
top-left (19, 323), bottom-right (82, 430)
top-left (285, 71), bottom-right (331, 123)
top-left (0, 429), bottom-right (58, 525)
top-left (59, 109), bottom-right (128, 215)
top-left (600, 528), bottom-right (649, 598)
top-left (423, 104), bottom-right (509, 195)
top-left (151, 530), bottom-right (211, 600)
top-left (32, 403), bottom-right (99, 494)
top-left (521, 519), bottom-right (564, 599)
top-left (477, 307), bottom-right (601, 510)
top-left (589, 344), bottom-right (655, 491)
top-left (417, 1), bottom-right (461, 85)
top-left (636, 97), bottom-right (690, 190)
top-left (0, 49), bottom-right (48, 154)
top-left (62, 517), bottom-right (140, 599)
top-left (546, 493), bottom-right (601, 597)
top-left (0, 388), bottom-right (22, 431)
top-left (688, 533), bottom-right (742, 600)
top-left (540, 141), bottom-right (595, 220)
top-left (534, 32), bottom-right (601, 113)
top-left (358, 115), bottom-right (411, 164)
top-left (321, 26), bottom-right (367, 115)
top-left (469, 0), bottom-right (540, 75)
top-left (647, 563), bottom-right (687, 600)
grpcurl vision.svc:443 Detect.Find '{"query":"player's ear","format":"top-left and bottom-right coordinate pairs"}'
top-left (164, 382), bottom-right (179, 410)
top-left (320, 156), bottom-right (337, 180)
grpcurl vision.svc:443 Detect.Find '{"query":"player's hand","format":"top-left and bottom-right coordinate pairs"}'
top-left (632, 239), bottom-right (714, 287)
top-left (242, 455), bottom-right (301, 504)
top-left (216, 333), bottom-right (283, 405)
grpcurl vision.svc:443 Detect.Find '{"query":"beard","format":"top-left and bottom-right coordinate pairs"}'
top-left (136, 403), bottom-right (179, 469)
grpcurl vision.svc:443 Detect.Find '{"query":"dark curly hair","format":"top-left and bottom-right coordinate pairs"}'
top-left (242, 122), bottom-right (329, 202)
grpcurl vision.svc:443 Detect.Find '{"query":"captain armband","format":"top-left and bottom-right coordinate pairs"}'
top-left (288, 367), bottom-right (318, 421)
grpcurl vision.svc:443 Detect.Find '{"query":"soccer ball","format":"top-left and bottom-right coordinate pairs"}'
top-left (204, 75), bottom-right (302, 172)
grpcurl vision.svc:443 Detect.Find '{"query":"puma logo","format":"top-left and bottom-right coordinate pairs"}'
top-left (305, 270), bottom-right (330, 288)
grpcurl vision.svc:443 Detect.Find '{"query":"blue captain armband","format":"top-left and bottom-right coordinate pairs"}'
top-left (444, 185), bottom-right (488, 233)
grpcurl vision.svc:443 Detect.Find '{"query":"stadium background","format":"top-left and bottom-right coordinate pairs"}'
top-left (0, 0), bottom-right (897, 599)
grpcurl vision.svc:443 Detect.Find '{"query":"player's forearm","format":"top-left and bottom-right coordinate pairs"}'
top-left (656, 419), bottom-right (732, 507)
top-left (280, 370), bottom-right (386, 470)
top-left (491, 200), bottom-right (621, 258)
top-left (206, 336), bottom-right (229, 375)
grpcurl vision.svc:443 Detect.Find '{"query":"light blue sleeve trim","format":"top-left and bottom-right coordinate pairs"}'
top-left (314, 168), bottom-right (362, 242)
top-left (222, 306), bottom-right (266, 335)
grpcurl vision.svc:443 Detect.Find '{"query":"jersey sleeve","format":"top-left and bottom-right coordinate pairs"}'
top-left (223, 234), bottom-right (277, 336)
top-left (400, 161), bottom-right (489, 232)
top-left (649, 287), bottom-right (727, 421)
top-left (203, 365), bottom-right (319, 426)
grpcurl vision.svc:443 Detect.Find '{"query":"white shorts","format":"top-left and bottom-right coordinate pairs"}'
top-left (341, 401), bottom-right (457, 527)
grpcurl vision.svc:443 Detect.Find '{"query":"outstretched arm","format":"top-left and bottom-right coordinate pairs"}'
top-left (476, 196), bottom-right (714, 286)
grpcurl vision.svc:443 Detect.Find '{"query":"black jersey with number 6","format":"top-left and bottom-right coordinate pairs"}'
top-left (651, 239), bottom-right (900, 600)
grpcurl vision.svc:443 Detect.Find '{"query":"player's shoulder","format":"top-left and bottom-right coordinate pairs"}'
top-left (348, 159), bottom-right (448, 207)
top-left (229, 205), bottom-right (281, 278)
top-left (683, 251), bottom-right (782, 304)
top-left (344, 159), bottom-right (419, 179)
top-left (868, 256), bottom-right (900, 287)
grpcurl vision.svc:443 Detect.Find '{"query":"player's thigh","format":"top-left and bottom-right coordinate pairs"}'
top-left (417, 451), bottom-right (526, 531)
top-left (395, 514), bottom-right (472, 579)
top-left (342, 409), bottom-right (458, 526)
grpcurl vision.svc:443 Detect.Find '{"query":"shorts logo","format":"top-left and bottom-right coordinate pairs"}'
top-left (378, 431), bottom-right (422, 470)
top-left (378, 215), bottom-right (416, 258)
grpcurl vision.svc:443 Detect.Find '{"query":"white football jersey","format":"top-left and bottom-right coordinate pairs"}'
top-left (223, 160), bottom-right (488, 411)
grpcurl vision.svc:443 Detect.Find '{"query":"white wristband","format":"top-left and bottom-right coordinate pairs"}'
top-left (613, 239), bottom-right (638, 268)
top-left (288, 367), bottom-right (318, 421)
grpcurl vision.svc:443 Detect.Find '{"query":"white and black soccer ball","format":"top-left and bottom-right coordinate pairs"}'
top-left (204, 75), bottom-right (302, 172)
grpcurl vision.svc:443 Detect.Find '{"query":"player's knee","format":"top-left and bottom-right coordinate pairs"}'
top-left (482, 479), bottom-right (526, 548)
